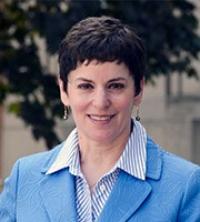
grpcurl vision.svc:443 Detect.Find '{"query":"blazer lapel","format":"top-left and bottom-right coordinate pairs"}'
top-left (98, 171), bottom-right (152, 222)
top-left (98, 137), bottom-right (162, 222)
top-left (39, 169), bottom-right (77, 222)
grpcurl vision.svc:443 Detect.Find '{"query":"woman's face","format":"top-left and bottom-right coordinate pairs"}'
top-left (59, 60), bottom-right (143, 145)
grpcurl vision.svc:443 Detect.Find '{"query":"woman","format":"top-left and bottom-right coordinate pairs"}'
top-left (0, 16), bottom-right (200, 222)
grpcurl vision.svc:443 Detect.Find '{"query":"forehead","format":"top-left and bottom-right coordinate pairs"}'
top-left (68, 60), bottom-right (131, 81)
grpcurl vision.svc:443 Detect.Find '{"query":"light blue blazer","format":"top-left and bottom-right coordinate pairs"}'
top-left (0, 137), bottom-right (200, 221)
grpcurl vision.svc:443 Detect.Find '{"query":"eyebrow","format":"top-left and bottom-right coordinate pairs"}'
top-left (75, 77), bottom-right (127, 83)
top-left (107, 77), bottom-right (127, 83)
top-left (75, 78), bottom-right (93, 83)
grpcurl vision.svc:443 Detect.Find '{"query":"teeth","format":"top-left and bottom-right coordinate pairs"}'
top-left (89, 115), bottom-right (112, 121)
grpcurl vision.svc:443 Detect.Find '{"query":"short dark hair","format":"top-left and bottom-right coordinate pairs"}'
top-left (58, 16), bottom-right (145, 95)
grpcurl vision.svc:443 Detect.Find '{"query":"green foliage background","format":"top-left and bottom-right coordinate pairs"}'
top-left (0, 0), bottom-right (200, 148)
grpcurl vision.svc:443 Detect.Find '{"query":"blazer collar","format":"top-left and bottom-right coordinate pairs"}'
top-left (146, 136), bottom-right (162, 180)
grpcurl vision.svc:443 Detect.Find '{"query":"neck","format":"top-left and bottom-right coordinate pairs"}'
top-left (77, 124), bottom-right (131, 187)
top-left (80, 139), bottom-right (125, 167)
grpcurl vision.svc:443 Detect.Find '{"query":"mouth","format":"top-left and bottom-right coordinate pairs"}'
top-left (87, 114), bottom-right (115, 122)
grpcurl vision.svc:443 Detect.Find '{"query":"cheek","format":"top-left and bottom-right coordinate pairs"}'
top-left (70, 99), bottom-right (88, 114)
top-left (115, 95), bottom-right (134, 110)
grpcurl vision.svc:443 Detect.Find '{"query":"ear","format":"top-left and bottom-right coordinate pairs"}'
top-left (58, 78), bottom-right (70, 106)
top-left (133, 78), bottom-right (144, 106)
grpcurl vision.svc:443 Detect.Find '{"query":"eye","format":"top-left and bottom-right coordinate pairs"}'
top-left (108, 82), bottom-right (125, 90)
top-left (77, 83), bottom-right (94, 90)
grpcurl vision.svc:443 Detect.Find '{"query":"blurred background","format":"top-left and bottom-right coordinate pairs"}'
top-left (0, 0), bottom-right (200, 188)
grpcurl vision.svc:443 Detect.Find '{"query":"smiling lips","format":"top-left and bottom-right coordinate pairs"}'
top-left (88, 114), bottom-right (115, 121)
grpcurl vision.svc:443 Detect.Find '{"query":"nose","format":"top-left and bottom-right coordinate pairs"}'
top-left (92, 88), bottom-right (111, 109)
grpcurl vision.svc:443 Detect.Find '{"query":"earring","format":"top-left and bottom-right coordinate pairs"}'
top-left (63, 106), bottom-right (70, 120)
top-left (135, 106), bottom-right (140, 121)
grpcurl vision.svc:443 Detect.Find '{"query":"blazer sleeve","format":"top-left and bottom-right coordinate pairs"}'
top-left (0, 160), bottom-right (20, 221)
top-left (178, 167), bottom-right (200, 221)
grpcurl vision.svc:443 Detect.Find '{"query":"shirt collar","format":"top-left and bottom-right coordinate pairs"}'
top-left (46, 119), bottom-right (147, 180)
top-left (46, 128), bottom-right (80, 175)
top-left (116, 119), bottom-right (147, 180)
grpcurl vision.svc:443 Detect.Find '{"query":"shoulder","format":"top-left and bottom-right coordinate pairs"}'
top-left (146, 136), bottom-right (200, 181)
top-left (0, 143), bottom-right (64, 220)
top-left (146, 138), bottom-right (200, 220)
top-left (161, 148), bottom-right (199, 174)
top-left (13, 142), bottom-right (64, 176)
top-left (2, 143), bottom-right (64, 196)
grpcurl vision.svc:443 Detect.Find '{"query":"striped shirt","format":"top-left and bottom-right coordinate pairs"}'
top-left (47, 119), bottom-right (147, 221)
